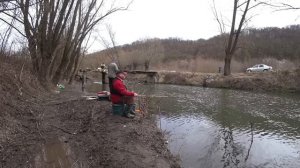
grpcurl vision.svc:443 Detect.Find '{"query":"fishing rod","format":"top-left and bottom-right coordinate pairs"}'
top-left (137, 94), bottom-right (168, 98)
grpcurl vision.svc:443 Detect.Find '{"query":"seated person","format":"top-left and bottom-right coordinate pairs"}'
top-left (110, 71), bottom-right (138, 118)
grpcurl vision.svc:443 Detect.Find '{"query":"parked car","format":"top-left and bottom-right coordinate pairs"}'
top-left (246, 64), bottom-right (272, 72)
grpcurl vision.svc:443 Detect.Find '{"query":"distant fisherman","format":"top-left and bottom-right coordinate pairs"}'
top-left (99, 63), bottom-right (107, 84)
top-left (108, 61), bottom-right (119, 92)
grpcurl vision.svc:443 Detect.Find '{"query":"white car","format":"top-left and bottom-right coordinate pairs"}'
top-left (246, 64), bottom-right (272, 72)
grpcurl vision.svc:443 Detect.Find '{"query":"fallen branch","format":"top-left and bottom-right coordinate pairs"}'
top-left (49, 124), bottom-right (77, 135)
top-left (14, 61), bottom-right (25, 96)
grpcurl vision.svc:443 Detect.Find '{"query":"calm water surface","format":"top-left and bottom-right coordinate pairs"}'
top-left (133, 84), bottom-right (300, 168)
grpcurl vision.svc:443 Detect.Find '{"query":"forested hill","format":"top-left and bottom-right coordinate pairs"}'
top-left (126, 25), bottom-right (300, 61)
top-left (86, 25), bottom-right (300, 71)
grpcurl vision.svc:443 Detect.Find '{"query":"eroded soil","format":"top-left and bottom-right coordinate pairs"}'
top-left (0, 62), bottom-right (180, 168)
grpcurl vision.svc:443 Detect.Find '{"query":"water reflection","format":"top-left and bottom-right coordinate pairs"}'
top-left (136, 84), bottom-right (300, 168)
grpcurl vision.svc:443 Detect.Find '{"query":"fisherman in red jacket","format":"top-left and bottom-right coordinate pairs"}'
top-left (111, 71), bottom-right (138, 118)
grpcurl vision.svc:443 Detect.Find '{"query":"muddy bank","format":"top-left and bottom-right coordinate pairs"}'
top-left (145, 70), bottom-right (300, 92)
top-left (0, 62), bottom-right (180, 168)
top-left (36, 96), bottom-right (179, 168)
top-left (204, 70), bottom-right (300, 92)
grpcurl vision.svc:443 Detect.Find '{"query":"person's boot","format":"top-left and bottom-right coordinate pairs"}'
top-left (125, 113), bottom-right (135, 118)
top-left (128, 104), bottom-right (136, 115)
top-left (123, 104), bottom-right (135, 118)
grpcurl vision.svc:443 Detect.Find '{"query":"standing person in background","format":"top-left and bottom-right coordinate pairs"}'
top-left (100, 63), bottom-right (107, 84)
top-left (108, 61), bottom-right (119, 92)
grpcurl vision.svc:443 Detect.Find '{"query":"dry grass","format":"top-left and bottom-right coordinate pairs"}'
top-left (152, 57), bottom-right (299, 73)
top-left (154, 69), bottom-right (300, 92)
top-left (83, 51), bottom-right (299, 73)
top-left (156, 71), bottom-right (220, 86)
top-left (152, 58), bottom-right (244, 73)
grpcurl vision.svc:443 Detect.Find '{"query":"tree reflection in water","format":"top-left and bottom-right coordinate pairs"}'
top-left (220, 122), bottom-right (254, 168)
top-left (220, 126), bottom-right (240, 168)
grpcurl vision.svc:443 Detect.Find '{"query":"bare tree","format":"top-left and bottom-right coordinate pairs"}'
top-left (224, 0), bottom-right (251, 76)
top-left (0, 0), bottom-right (131, 87)
top-left (99, 24), bottom-right (122, 68)
top-left (213, 0), bottom-right (300, 75)
top-left (123, 49), bottom-right (142, 70)
top-left (135, 39), bottom-right (164, 71)
top-left (213, 0), bottom-right (269, 76)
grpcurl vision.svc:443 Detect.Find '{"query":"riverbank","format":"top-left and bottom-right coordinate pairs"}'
top-left (151, 70), bottom-right (300, 92)
top-left (0, 62), bottom-right (180, 168)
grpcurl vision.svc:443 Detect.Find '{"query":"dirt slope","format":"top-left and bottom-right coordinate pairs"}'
top-left (0, 62), bottom-right (180, 168)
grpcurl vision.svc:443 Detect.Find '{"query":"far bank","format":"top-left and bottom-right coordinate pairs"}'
top-left (126, 69), bottom-right (300, 93)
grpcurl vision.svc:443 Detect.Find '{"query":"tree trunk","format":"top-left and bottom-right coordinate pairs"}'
top-left (52, 47), bottom-right (73, 84)
top-left (68, 51), bottom-right (81, 84)
top-left (64, 43), bottom-right (81, 80)
top-left (224, 54), bottom-right (232, 76)
top-left (38, 57), bottom-right (52, 87)
top-left (133, 62), bottom-right (138, 70)
top-left (144, 61), bottom-right (150, 71)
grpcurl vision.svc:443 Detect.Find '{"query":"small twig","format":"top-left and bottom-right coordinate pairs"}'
top-left (15, 62), bottom-right (26, 96)
top-left (49, 124), bottom-right (77, 135)
top-left (158, 106), bottom-right (162, 131)
top-left (36, 120), bottom-right (45, 141)
top-left (0, 144), bottom-right (3, 152)
top-left (19, 62), bottom-right (25, 83)
top-left (138, 96), bottom-right (141, 111)
top-left (30, 109), bottom-right (46, 141)
top-left (58, 158), bottom-right (63, 168)
top-left (71, 159), bottom-right (80, 167)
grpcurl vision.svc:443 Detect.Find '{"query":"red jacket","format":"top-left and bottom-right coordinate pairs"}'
top-left (110, 77), bottom-right (135, 104)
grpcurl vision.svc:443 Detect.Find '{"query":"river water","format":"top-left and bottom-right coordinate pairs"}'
top-left (132, 84), bottom-right (300, 168)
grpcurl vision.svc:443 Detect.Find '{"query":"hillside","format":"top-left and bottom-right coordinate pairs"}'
top-left (84, 25), bottom-right (300, 72)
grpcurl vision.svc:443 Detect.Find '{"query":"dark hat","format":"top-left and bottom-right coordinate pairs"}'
top-left (117, 69), bottom-right (129, 74)
top-left (116, 70), bottom-right (124, 74)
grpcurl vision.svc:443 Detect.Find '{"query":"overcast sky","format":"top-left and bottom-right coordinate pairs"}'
top-left (88, 0), bottom-right (300, 53)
